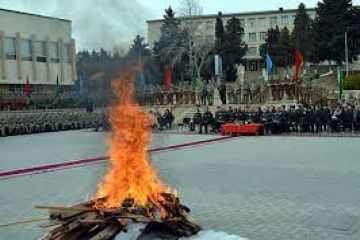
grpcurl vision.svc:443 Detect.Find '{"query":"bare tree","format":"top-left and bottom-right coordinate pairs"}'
top-left (176, 0), bottom-right (213, 84)
top-left (177, 0), bottom-right (203, 17)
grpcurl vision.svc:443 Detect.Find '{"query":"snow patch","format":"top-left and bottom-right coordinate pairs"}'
top-left (183, 230), bottom-right (248, 240)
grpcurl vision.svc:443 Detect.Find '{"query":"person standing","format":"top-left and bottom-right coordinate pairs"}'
top-left (354, 105), bottom-right (360, 132)
top-left (207, 80), bottom-right (215, 106)
top-left (227, 107), bottom-right (235, 123)
top-left (192, 109), bottom-right (203, 134)
top-left (218, 82), bottom-right (227, 105)
top-left (202, 107), bottom-right (213, 134)
top-left (226, 84), bottom-right (234, 104)
top-left (201, 84), bottom-right (208, 106)
top-left (164, 109), bottom-right (174, 129)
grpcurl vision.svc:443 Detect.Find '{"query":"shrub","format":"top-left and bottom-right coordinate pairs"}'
top-left (344, 74), bottom-right (360, 90)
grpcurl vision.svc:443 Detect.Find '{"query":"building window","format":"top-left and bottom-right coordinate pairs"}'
top-left (248, 18), bottom-right (256, 28)
top-left (249, 61), bottom-right (258, 71)
top-left (270, 17), bottom-right (278, 28)
top-left (258, 18), bottom-right (266, 27)
top-left (4, 37), bottom-right (16, 60)
top-left (260, 32), bottom-right (267, 41)
top-left (247, 47), bottom-right (257, 56)
top-left (50, 42), bottom-right (59, 63)
top-left (63, 44), bottom-right (71, 64)
top-left (35, 41), bottom-right (47, 62)
top-left (249, 33), bottom-right (257, 42)
top-left (206, 21), bottom-right (213, 30)
top-left (21, 39), bottom-right (32, 61)
top-left (281, 15), bottom-right (289, 25)
top-left (197, 21), bottom-right (206, 31)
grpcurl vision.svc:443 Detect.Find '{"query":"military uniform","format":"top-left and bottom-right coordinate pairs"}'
top-left (193, 111), bottom-right (203, 133)
top-left (202, 110), bottom-right (213, 134)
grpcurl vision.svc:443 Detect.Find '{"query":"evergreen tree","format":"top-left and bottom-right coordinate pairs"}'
top-left (260, 27), bottom-right (280, 64)
top-left (215, 12), bottom-right (225, 55)
top-left (153, 6), bottom-right (183, 67)
top-left (153, 6), bottom-right (189, 85)
top-left (312, 0), bottom-right (360, 63)
top-left (222, 17), bottom-right (247, 81)
top-left (260, 27), bottom-right (293, 68)
top-left (346, 5), bottom-right (360, 62)
top-left (291, 3), bottom-right (313, 61)
top-left (279, 27), bottom-right (293, 67)
top-left (163, 6), bottom-right (178, 26)
top-left (127, 35), bottom-right (151, 64)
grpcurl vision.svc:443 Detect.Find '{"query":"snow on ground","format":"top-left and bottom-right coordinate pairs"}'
top-left (184, 230), bottom-right (248, 240)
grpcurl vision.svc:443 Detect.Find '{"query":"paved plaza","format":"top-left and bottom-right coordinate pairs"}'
top-left (0, 131), bottom-right (360, 240)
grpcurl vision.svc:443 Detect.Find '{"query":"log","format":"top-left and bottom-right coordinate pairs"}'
top-left (89, 224), bottom-right (121, 240)
top-left (35, 205), bottom-right (95, 213)
top-left (39, 195), bottom-right (201, 240)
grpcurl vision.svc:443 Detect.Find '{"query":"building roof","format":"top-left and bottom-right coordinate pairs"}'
top-left (147, 7), bottom-right (316, 23)
top-left (0, 8), bottom-right (71, 23)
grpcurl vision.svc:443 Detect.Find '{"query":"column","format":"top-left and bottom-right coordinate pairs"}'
top-left (15, 32), bottom-right (21, 80)
top-left (59, 38), bottom-right (64, 83)
top-left (45, 37), bottom-right (50, 82)
top-left (173, 93), bottom-right (176, 105)
top-left (0, 31), bottom-right (5, 80)
top-left (70, 39), bottom-right (77, 82)
top-left (31, 34), bottom-right (37, 82)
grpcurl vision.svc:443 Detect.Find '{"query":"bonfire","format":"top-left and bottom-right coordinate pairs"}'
top-left (38, 71), bottom-right (201, 239)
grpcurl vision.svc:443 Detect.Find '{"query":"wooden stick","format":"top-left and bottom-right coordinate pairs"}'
top-left (0, 217), bottom-right (48, 229)
top-left (34, 205), bottom-right (95, 213)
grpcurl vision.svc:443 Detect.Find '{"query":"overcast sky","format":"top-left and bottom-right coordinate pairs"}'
top-left (1, 0), bottom-right (359, 50)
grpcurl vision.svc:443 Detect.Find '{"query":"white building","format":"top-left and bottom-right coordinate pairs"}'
top-left (0, 8), bottom-right (77, 94)
top-left (147, 7), bottom-right (316, 75)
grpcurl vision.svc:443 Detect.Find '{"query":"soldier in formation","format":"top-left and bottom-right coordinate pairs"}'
top-left (190, 104), bottom-right (360, 135)
top-left (0, 111), bottom-right (103, 137)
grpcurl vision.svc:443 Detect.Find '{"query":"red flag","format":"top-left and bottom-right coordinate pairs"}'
top-left (165, 68), bottom-right (171, 92)
top-left (25, 76), bottom-right (32, 97)
top-left (294, 50), bottom-right (304, 82)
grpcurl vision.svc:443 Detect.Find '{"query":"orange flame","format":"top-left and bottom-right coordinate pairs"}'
top-left (95, 71), bottom-right (169, 209)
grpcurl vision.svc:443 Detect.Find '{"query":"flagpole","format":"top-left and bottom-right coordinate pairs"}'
top-left (294, 79), bottom-right (298, 104)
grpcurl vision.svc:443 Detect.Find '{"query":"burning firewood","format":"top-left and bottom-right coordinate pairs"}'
top-left (38, 193), bottom-right (201, 240)
top-left (38, 72), bottom-right (202, 239)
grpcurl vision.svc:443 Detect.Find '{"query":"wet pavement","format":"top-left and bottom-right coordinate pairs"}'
top-left (0, 131), bottom-right (360, 240)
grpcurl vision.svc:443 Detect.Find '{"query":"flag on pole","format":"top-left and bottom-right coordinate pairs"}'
top-left (133, 64), bottom-right (146, 91)
top-left (138, 71), bottom-right (146, 90)
top-left (165, 68), bottom-right (171, 92)
top-left (294, 50), bottom-right (304, 82)
top-left (25, 75), bottom-right (32, 98)
top-left (265, 53), bottom-right (273, 81)
top-left (79, 74), bottom-right (84, 95)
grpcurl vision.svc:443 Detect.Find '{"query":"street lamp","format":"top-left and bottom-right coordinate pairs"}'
top-left (345, 29), bottom-right (349, 78)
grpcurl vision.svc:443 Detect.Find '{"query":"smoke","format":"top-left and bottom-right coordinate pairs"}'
top-left (0, 0), bottom-right (152, 51)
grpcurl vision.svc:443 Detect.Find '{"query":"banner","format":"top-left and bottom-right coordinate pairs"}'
top-left (265, 53), bottom-right (273, 81)
top-left (165, 68), bottom-right (171, 92)
top-left (25, 75), bottom-right (32, 97)
top-left (294, 50), bottom-right (304, 82)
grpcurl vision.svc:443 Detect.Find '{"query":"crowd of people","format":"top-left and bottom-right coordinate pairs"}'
top-left (0, 91), bottom-right (85, 111)
top-left (0, 111), bottom-right (104, 137)
top-left (190, 105), bottom-right (360, 135)
top-left (149, 109), bottom-right (175, 131)
top-left (2, 103), bottom-right (360, 137)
